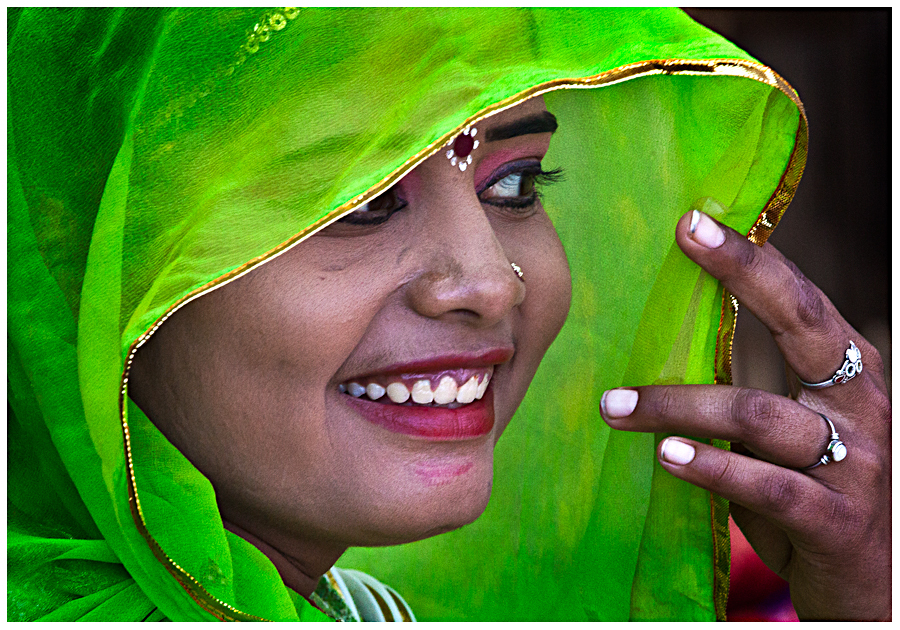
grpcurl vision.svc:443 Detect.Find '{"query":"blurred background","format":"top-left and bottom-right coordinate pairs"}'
top-left (682, 8), bottom-right (890, 622)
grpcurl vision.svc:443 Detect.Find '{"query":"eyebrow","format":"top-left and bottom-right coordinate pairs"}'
top-left (485, 111), bottom-right (558, 142)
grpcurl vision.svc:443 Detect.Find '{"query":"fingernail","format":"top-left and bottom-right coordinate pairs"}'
top-left (660, 438), bottom-right (696, 465)
top-left (688, 210), bottom-right (725, 248)
top-left (601, 389), bottom-right (638, 418)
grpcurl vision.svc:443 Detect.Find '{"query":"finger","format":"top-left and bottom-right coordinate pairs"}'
top-left (600, 385), bottom-right (828, 469)
top-left (674, 203), bottom-right (851, 388)
top-left (655, 437), bottom-right (836, 543)
top-left (731, 503), bottom-right (793, 579)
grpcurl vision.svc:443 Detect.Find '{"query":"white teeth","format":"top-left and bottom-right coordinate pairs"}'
top-left (366, 383), bottom-right (385, 400)
top-left (456, 376), bottom-right (478, 404)
top-left (387, 382), bottom-right (410, 404)
top-left (475, 373), bottom-right (490, 399)
top-left (347, 382), bottom-right (365, 397)
top-left (345, 371), bottom-right (492, 405)
top-left (411, 379), bottom-right (434, 404)
top-left (432, 376), bottom-right (458, 405)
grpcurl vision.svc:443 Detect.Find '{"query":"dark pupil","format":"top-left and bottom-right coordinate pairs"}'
top-left (520, 173), bottom-right (535, 196)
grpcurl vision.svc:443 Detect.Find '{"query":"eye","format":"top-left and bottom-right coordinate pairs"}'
top-left (337, 187), bottom-right (408, 225)
top-left (488, 172), bottom-right (533, 199)
top-left (478, 160), bottom-right (564, 210)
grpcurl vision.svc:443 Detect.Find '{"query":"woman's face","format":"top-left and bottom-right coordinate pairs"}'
top-left (130, 97), bottom-right (571, 559)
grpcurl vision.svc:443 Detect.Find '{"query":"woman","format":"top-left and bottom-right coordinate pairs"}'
top-left (8, 8), bottom-right (890, 621)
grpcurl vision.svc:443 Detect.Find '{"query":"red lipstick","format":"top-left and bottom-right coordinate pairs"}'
top-left (344, 386), bottom-right (494, 441)
top-left (351, 348), bottom-right (513, 380)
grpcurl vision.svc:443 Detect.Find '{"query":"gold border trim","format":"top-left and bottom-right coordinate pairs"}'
top-left (119, 56), bottom-right (808, 622)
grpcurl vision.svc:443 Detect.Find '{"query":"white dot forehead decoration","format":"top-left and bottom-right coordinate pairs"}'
top-left (445, 126), bottom-right (479, 172)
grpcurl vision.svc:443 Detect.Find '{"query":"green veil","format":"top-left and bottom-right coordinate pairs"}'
top-left (8, 8), bottom-right (805, 621)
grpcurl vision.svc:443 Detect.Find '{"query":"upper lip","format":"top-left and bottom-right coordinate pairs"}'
top-left (342, 346), bottom-right (514, 381)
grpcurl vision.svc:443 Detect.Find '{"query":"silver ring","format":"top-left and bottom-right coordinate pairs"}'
top-left (510, 262), bottom-right (524, 280)
top-left (799, 340), bottom-right (863, 389)
top-left (804, 413), bottom-right (847, 469)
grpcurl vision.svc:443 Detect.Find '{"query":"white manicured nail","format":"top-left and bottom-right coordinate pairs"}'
top-left (689, 210), bottom-right (725, 248)
top-left (601, 389), bottom-right (638, 418)
top-left (660, 438), bottom-right (696, 465)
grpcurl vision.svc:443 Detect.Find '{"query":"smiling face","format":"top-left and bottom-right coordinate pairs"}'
top-left (128, 96), bottom-right (572, 586)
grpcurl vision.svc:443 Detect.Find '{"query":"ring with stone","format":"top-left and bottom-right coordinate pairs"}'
top-left (799, 340), bottom-right (863, 389)
top-left (804, 413), bottom-right (847, 469)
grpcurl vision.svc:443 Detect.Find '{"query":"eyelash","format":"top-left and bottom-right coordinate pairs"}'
top-left (336, 188), bottom-right (409, 226)
top-left (336, 162), bottom-right (564, 226)
top-left (477, 162), bottom-right (564, 210)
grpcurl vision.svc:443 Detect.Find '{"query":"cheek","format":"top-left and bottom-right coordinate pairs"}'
top-left (233, 241), bottom-right (395, 381)
top-left (514, 212), bottom-right (572, 343)
top-left (178, 242), bottom-right (405, 498)
top-left (490, 211), bottom-right (571, 435)
top-left (170, 241), bottom-right (397, 473)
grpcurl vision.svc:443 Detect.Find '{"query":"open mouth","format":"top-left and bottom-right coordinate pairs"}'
top-left (339, 368), bottom-right (498, 441)
top-left (337, 349), bottom-right (511, 441)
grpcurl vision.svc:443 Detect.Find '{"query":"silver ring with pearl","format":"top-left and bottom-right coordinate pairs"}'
top-left (804, 413), bottom-right (847, 469)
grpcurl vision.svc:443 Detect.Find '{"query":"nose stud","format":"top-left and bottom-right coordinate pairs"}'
top-left (510, 262), bottom-right (524, 281)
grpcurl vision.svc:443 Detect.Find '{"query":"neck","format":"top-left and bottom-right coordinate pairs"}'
top-left (223, 520), bottom-right (347, 598)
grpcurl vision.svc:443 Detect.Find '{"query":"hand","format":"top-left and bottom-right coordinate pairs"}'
top-left (599, 207), bottom-right (891, 621)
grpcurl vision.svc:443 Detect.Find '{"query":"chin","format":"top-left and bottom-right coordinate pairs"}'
top-left (350, 450), bottom-right (495, 548)
top-left (376, 493), bottom-right (493, 547)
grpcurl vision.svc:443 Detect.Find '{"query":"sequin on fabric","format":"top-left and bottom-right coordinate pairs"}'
top-left (153, 8), bottom-right (301, 130)
top-left (238, 9), bottom-right (297, 60)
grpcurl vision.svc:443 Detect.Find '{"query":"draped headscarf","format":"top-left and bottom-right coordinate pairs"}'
top-left (8, 8), bottom-right (805, 621)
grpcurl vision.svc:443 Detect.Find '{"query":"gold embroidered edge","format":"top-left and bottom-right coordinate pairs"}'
top-left (120, 56), bottom-right (809, 623)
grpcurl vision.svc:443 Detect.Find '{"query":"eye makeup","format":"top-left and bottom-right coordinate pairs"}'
top-left (477, 159), bottom-right (564, 209)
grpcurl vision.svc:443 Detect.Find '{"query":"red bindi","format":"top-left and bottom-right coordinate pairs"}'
top-left (453, 133), bottom-right (475, 158)
top-left (445, 126), bottom-right (479, 171)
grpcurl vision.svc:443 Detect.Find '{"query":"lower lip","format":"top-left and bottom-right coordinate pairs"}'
top-left (343, 387), bottom-right (495, 441)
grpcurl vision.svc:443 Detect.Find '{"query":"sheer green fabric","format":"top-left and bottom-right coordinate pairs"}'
top-left (8, 8), bottom-right (805, 622)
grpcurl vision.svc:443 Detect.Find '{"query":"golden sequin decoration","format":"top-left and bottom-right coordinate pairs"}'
top-left (152, 8), bottom-right (301, 132)
top-left (236, 8), bottom-right (299, 61)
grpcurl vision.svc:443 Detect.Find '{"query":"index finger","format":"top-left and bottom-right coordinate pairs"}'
top-left (675, 203), bottom-right (850, 388)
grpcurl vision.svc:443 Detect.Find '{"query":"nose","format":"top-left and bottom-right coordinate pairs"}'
top-left (406, 195), bottom-right (525, 327)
